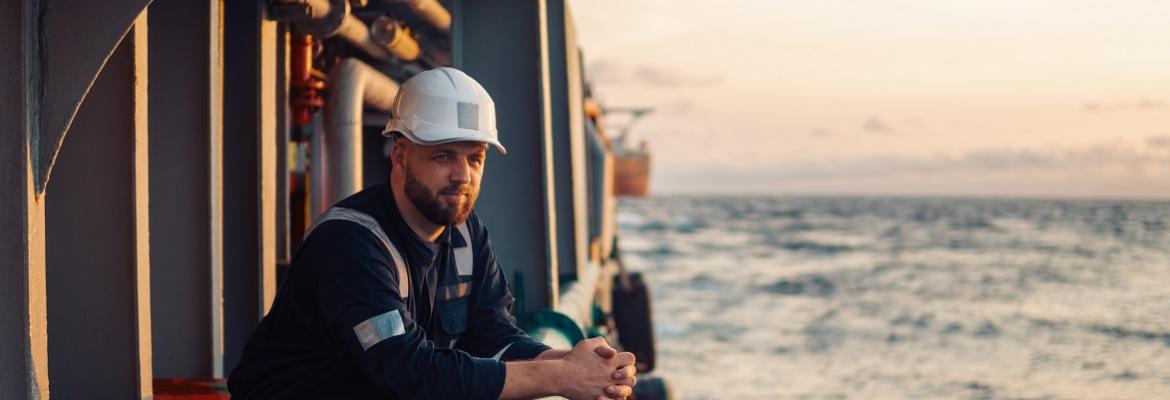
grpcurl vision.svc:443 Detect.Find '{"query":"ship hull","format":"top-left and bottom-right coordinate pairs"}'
top-left (615, 153), bottom-right (651, 197)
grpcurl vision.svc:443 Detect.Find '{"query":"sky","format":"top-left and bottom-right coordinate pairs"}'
top-left (567, 0), bottom-right (1170, 198)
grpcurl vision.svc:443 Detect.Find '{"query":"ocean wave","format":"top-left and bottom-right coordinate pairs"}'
top-left (617, 195), bottom-right (1170, 399)
top-left (766, 238), bottom-right (854, 255)
top-left (1089, 324), bottom-right (1170, 347)
top-left (760, 274), bottom-right (837, 297)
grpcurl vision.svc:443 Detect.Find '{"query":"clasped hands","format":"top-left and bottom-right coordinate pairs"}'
top-left (546, 337), bottom-right (638, 400)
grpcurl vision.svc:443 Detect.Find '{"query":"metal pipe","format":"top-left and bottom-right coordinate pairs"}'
top-left (290, 35), bottom-right (325, 128)
top-left (370, 16), bottom-right (421, 62)
top-left (390, 0), bottom-right (451, 33)
top-left (274, 0), bottom-right (403, 64)
top-left (310, 112), bottom-right (326, 220)
top-left (321, 58), bottom-right (399, 214)
top-left (271, 0), bottom-right (348, 36)
top-left (299, 0), bottom-right (336, 20)
top-left (333, 14), bottom-right (397, 63)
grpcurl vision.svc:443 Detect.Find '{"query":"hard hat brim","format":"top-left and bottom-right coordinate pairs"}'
top-left (383, 124), bottom-right (507, 155)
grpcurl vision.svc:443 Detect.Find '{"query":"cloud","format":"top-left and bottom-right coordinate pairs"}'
top-left (862, 117), bottom-right (895, 134)
top-left (665, 139), bottom-right (1170, 183)
top-left (902, 118), bottom-right (926, 129)
top-left (587, 59), bottom-right (722, 88)
top-left (811, 118), bottom-right (922, 138)
top-left (633, 65), bottom-right (721, 87)
top-left (655, 139), bottom-right (1170, 197)
top-left (585, 59), bottom-right (623, 84)
top-left (808, 128), bottom-right (834, 137)
top-left (1148, 135), bottom-right (1170, 148)
top-left (1082, 98), bottom-right (1165, 113)
top-left (659, 98), bottom-right (695, 116)
top-left (843, 142), bottom-right (1166, 179)
top-left (1138, 99), bottom-right (1164, 109)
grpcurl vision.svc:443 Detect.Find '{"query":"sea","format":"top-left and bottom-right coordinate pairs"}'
top-left (616, 195), bottom-right (1170, 400)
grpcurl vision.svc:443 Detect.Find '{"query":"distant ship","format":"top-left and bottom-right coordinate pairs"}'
top-left (613, 139), bottom-right (651, 197)
top-left (606, 108), bottom-right (654, 197)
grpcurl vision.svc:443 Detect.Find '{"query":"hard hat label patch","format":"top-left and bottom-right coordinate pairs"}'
top-left (457, 102), bottom-right (479, 131)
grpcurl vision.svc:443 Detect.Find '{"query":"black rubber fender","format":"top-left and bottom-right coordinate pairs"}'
top-left (612, 271), bottom-right (656, 372)
top-left (632, 375), bottom-right (672, 400)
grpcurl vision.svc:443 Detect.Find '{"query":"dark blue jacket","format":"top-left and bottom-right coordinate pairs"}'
top-left (229, 182), bottom-right (550, 399)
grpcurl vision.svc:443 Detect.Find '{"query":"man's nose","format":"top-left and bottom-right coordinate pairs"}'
top-left (450, 159), bottom-right (471, 184)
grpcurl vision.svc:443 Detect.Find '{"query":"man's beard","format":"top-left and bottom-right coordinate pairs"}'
top-left (403, 165), bottom-right (478, 226)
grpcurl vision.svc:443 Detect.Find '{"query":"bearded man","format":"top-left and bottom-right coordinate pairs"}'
top-left (229, 68), bottom-right (637, 400)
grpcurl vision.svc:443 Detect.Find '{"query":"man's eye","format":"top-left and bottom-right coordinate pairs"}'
top-left (434, 154), bottom-right (452, 161)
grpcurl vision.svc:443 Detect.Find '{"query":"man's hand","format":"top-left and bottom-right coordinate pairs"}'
top-left (535, 344), bottom-right (630, 361)
top-left (500, 338), bottom-right (638, 400)
top-left (556, 337), bottom-right (637, 400)
top-left (590, 344), bottom-right (638, 400)
top-left (535, 342), bottom-right (639, 399)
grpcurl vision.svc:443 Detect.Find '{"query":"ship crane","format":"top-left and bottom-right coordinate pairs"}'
top-left (602, 107), bottom-right (654, 154)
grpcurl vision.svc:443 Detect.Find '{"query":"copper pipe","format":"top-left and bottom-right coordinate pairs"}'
top-left (290, 35), bottom-right (324, 127)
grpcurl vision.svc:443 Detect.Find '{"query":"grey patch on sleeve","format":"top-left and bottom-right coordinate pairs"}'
top-left (353, 309), bottom-right (405, 351)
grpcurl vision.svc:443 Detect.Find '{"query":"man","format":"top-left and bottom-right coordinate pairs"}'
top-left (228, 67), bottom-right (637, 400)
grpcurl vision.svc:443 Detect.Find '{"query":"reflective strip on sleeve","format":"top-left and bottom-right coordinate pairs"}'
top-left (491, 342), bottom-right (515, 360)
top-left (353, 309), bottom-right (406, 351)
top-left (309, 207), bottom-right (410, 299)
top-left (453, 222), bottom-right (473, 276)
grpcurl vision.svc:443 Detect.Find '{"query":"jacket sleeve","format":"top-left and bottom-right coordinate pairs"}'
top-left (314, 223), bottom-right (507, 400)
top-left (454, 218), bottom-right (553, 361)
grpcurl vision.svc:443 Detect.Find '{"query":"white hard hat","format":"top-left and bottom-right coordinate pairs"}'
top-left (382, 67), bottom-right (506, 154)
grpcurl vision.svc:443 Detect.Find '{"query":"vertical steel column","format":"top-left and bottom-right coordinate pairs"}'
top-left (545, 0), bottom-right (589, 281)
top-left (222, 0), bottom-right (281, 373)
top-left (44, 12), bottom-right (153, 399)
top-left (0, 1), bottom-right (50, 398)
top-left (275, 23), bottom-right (292, 264)
top-left (208, 0), bottom-right (227, 379)
top-left (147, 0), bottom-right (225, 379)
top-left (258, 1), bottom-right (280, 322)
top-left (453, 0), bottom-right (560, 312)
top-left (564, 10), bottom-right (590, 275)
top-left (130, 17), bottom-right (155, 396)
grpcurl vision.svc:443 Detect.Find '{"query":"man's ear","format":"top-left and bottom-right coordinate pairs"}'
top-left (390, 140), bottom-right (406, 170)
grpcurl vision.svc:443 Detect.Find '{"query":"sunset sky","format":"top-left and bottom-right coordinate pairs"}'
top-left (568, 0), bottom-right (1170, 198)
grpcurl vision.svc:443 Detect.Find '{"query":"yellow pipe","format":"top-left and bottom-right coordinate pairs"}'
top-left (370, 16), bottom-right (420, 62)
